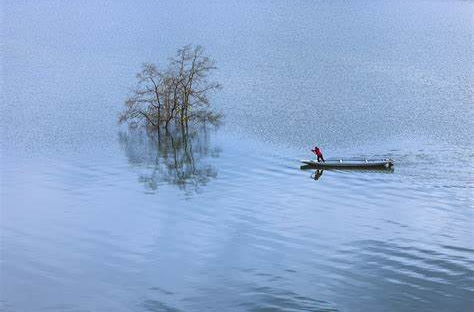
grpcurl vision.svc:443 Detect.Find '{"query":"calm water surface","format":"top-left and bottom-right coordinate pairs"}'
top-left (1, 1), bottom-right (473, 311)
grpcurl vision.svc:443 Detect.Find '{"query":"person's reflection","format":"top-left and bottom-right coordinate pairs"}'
top-left (118, 124), bottom-right (220, 194)
top-left (311, 169), bottom-right (324, 181)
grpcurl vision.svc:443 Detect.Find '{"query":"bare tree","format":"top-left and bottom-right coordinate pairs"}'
top-left (119, 45), bottom-right (222, 132)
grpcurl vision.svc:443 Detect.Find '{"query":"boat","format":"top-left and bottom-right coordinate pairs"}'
top-left (300, 158), bottom-right (394, 169)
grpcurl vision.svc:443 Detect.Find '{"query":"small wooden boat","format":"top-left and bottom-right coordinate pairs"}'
top-left (300, 158), bottom-right (394, 169)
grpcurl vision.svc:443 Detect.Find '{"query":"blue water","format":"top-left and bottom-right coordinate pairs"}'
top-left (1, 1), bottom-right (473, 311)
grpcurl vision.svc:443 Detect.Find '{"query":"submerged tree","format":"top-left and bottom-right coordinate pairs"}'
top-left (119, 45), bottom-right (222, 132)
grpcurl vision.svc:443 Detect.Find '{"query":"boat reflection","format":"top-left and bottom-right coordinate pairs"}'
top-left (119, 125), bottom-right (220, 194)
top-left (301, 166), bottom-right (394, 182)
top-left (312, 169), bottom-right (324, 180)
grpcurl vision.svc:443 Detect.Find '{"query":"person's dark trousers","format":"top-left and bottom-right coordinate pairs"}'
top-left (317, 156), bottom-right (325, 162)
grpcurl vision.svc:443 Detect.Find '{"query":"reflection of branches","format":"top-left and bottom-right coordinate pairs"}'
top-left (118, 124), bottom-right (220, 194)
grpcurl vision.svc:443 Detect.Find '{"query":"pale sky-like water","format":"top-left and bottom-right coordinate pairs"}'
top-left (1, 1), bottom-right (473, 311)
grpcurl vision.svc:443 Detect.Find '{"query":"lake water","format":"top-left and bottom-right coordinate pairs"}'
top-left (1, 0), bottom-right (473, 311)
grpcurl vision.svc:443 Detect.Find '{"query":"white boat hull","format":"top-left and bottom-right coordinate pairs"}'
top-left (301, 159), bottom-right (394, 169)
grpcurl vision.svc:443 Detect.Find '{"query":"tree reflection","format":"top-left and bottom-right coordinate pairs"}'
top-left (119, 124), bottom-right (220, 194)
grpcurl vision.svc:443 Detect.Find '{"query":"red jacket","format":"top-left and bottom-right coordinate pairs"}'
top-left (312, 148), bottom-right (322, 157)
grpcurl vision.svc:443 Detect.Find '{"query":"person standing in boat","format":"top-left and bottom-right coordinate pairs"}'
top-left (311, 146), bottom-right (325, 162)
